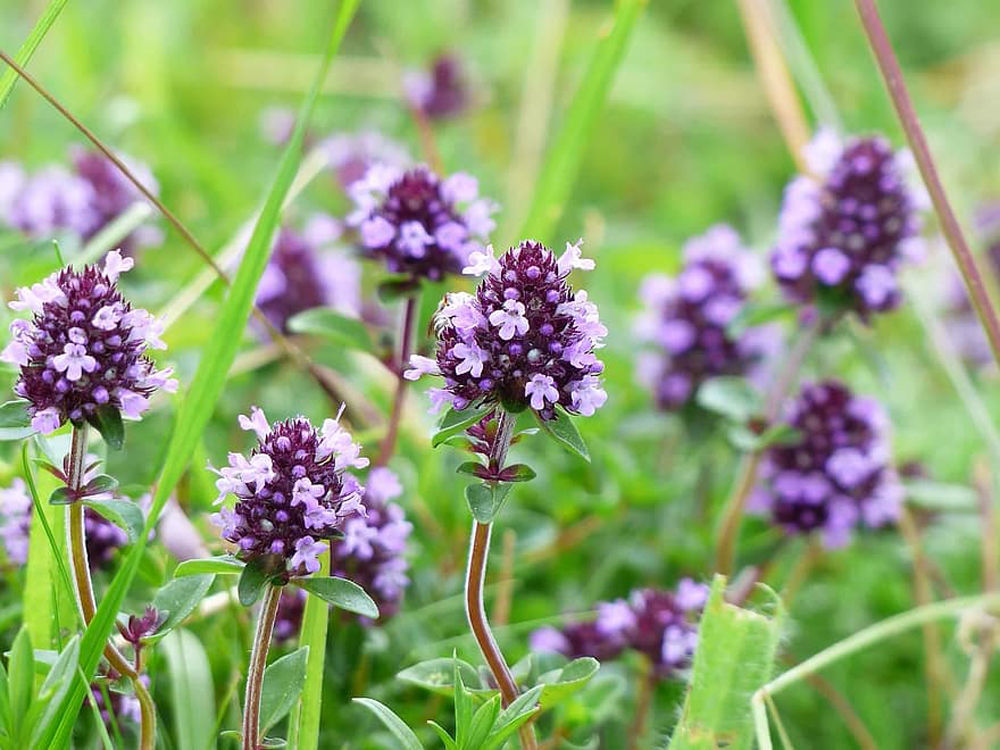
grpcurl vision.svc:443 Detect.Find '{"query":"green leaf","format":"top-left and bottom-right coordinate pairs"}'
top-left (287, 556), bottom-right (330, 750)
top-left (427, 722), bottom-right (458, 750)
top-left (352, 698), bottom-right (423, 750)
top-left (0, 400), bottom-right (34, 441)
top-left (145, 574), bottom-right (215, 645)
top-left (466, 695), bottom-right (501, 749)
top-left (725, 423), bottom-right (800, 453)
top-left (453, 657), bottom-right (474, 744)
top-left (42, 4), bottom-right (362, 744)
top-left (465, 483), bottom-right (513, 524)
top-left (536, 409), bottom-right (590, 462)
top-left (27, 635), bottom-right (79, 747)
top-left (239, 559), bottom-right (277, 607)
top-left (7, 629), bottom-right (33, 743)
top-left (397, 658), bottom-right (482, 697)
top-left (87, 405), bottom-right (124, 451)
top-left (260, 647), bottom-right (309, 733)
top-left (82, 498), bottom-right (144, 543)
top-left (432, 404), bottom-right (491, 448)
top-left (0, 0), bottom-right (69, 110)
top-left (695, 377), bottom-right (761, 424)
top-left (537, 657), bottom-right (599, 708)
top-left (174, 556), bottom-right (245, 577)
top-left (519, 0), bottom-right (646, 241)
top-left (498, 463), bottom-right (536, 483)
top-left (482, 685), bottom-right (543, 750)
top-left (47, 487), bottom-right (75, 506)
top-left (160, 630), bottom-right (216, 750)
top-left (0, 661), bottom-right (10, 740)
top-left (294, 576), bottom-right (378, 619)
top-left (456, 461), bottom-right (487, 478)
top-left (287, 307), bottom-right (374, 355)
top-left (81, 474), bottom-right (119, 496)
top-left (668, 575), bottom-right (783, 750)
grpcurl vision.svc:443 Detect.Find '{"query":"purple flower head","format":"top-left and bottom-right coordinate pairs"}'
top-left (2, 150), bottom-right (160, 253)
top-left (750, 380), bottom-right (902, 547)
top-left (119, 606), bottom-right (162, 647)
top-left (408, 240), bottom-right (607, 420)
top-left (529, 621), bottom-right (628, 663)
top-left (210, 405), bottom-right (369, 577)
top-left (636, 225), bottom-right (770, 411)
top-left (331, 467), bottom-right (413, 622)
top-left (0, 479), bottom-right (32, 565)
top-left (273, 588), bottom-right (308, 643)
top-left (628, 581), bottom-right (706, 678)
top-left (2, 251), bottom-right (178, 434)
top-left (347, 165), bottom-right (495, 282)
top-left (255, 217), bottom-right (361, 333)
top-left (404, 53), bottom-right (469, 120)
top-left (772, 131), bottom-right (924, 318)
top-left (320, 130), bottom-right (411, 191)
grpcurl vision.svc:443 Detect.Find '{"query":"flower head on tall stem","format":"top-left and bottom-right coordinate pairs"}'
top-left (347, 165), bottom-right (496, 282)
top-left (748, 380), bottom-right (903, 547)
top-left (636, 225), bottom-right (772, 410)
top-left (2, 251), bottom-right (177, 435)
top-left (771, 130), bottom-right (926, 318)
top-left (408, 239), bottom-right (607, 420)
top-left (210, 405), bottom-right (369, 578)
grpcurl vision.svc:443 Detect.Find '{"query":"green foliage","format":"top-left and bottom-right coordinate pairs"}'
top-left (82, 497), bottom-right (144, 542)
top-left (432, 404), bottom-right (492, 448)
top-left (353, 698), bottom-right (424, 750)
top-left (535, 408), bottom-right (590, 462)
top-left (294, 576), bottom-right (379, 619)
top-left (160, 629), bottom-right (216, 750)
top-left (287, 307), bottom-right (375, 355)
top-left (173, 555), bottom-right (245, 577)
top-left (260, 646), bottom-right (309, 734)
top-left (0, 401), bottom-right (33, 441)
top-left (464, 482), bottom-right (513, 524)
top-left (0, 0), bottom-right (69, 109)
top-left (145, 574), bottom-right (215, 645)
top-left (669, 576), bottom-right (783, 750)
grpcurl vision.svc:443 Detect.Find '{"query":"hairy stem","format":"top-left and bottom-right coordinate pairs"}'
top-left (376, 294), bottom-right (419, 466)
top-left (242, 584), bottom-right (282, 750)
top-left (853, 0), bottom-right (1000, 368)
top-left (65, 425), bottom-right (156, 750)
top-left (627, 661), bottom-right (656, 750)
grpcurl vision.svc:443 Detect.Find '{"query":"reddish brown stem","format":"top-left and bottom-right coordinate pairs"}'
top-left (854, 0), bottom-right (1000, 367)
top-left (375, 294), bottom-right (418, 466)
top-left (242, 584), bottom-right (282, 750)
top-left (627, 662), bottom-right (657, 750)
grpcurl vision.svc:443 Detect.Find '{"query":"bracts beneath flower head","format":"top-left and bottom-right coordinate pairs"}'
top-left (407, 239), bottom-right (607, 421)
top-left (2, 251), bottom-right (177, 435)
top-left (210, 405), bottom-right (369, 578)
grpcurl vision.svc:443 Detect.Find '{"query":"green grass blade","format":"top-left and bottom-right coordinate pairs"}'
top-left (160, 629), bottom-right (215, 750)
top-left (668, 575), bottom-right (783, 750)
top-left (40, 2), bottom-right (361, 745)
top-left (0, 0), bottom-right (69, 110)
top-left (518, 0), bottom-right (646, 243)
top-left (287, 556), bottom-right (330, 750)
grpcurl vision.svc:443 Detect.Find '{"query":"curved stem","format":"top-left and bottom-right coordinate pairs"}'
top-left (375, 294), bottom-right (419, 466)
top-left (854, 0), bottom-right (1000, 368)
top-left (242, 584), bottom-right (281, 750)
top-left (65, 425), bottom-right (156, 749)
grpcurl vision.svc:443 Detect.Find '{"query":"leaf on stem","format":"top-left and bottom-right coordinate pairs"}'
top-left (432, 404), bottom-right (491, 448)
top-left (536, 408), bottom-right (590, 462)
top-left (173, 556), bottom-right (244, 577)
top-left (293, 576), bottom-right (378, 619)
top-left (82, 498), bottom-right (145, 543)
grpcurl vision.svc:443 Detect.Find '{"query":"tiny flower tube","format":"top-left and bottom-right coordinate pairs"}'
top-left (2, 251), bottom-right (177, 435)
top-left (210, 405), bottom-right (369, 577)
top-left (408, 239), bottom-right (607, 420)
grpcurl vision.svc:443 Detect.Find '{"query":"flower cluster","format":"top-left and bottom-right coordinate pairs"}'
top-left (255, 216), bottom-right (361, 333)
top-left (0, 479), bottom-right (32, 565)
top-left (320, 130), bottom-right (411, 190)
top-left (407, 240), bottom-right (607, 420)
top-left (771, 131), bottom-right (924, 317)
top-left (636, 225), bottom-right (771, 410)
top-left (404, 53), bottom-right (468, 120)
top-left (0, 149), bottom-right (160, 253)
top-left (210, 406), bottom-right (369, 577)
top-left (530, 579), bottom-right (708, 679)
top-left (331, 467), bottom-right (413, 621)
top-left (347, 165), bottom-right (495, 281)
top-left (749, 380), bottom-right (903, 547)
top-left (2, 251), bottom-right (177, 434)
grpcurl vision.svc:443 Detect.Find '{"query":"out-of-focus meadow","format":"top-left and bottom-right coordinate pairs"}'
top-left (3, 0), bottom-right (1000, 747)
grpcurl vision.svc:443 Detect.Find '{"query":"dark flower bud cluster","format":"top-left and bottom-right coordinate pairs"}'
top-left (406, 240), bottom-right (607, 420)
top-left (2, 251), bottom-right (178, 434)
top-left (118, 606), bottom-right (162, 648)
top-left (0, 149), bottom-right (160, 252)
top-left (0, 479), bottom-right (32, 565)
top-left (347, 165), bottom-right (496, 281)
top-left (331, 467), bottom-right (413, 622)
top-left (771, 131), bottom-right (925, 318)
top-left (404, 53), bottom-right (469, 120)
top-left (210, 406), bottom-right (369, 577)
top-left (255, 217), bottom-right (361, 333)
top-left (748, 380), bottom-right (903, 547)
top-left (636, 225), bottom-right (772, 410)
top-left (530, 579), bottom-right (708, 680)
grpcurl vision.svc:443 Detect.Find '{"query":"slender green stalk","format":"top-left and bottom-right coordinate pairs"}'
top-left (854, 0), bottom-right (1000, 368)
top-left (0, 0), bottom-right (69, 109)
top-left (242, 584), bottom-right (282, 750)
top-left (753, 593), bottom-right (1000, 749)
top-left (287, 554), bottom-right (331, 750)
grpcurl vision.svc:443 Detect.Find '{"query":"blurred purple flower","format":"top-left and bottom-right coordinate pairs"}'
top-left (0, 479), bottom-right (32, 565)
top-left (404, 53), bottom-right (469, 120)
top-left (273, 587), bottom-right (308, 643)
top-left (749, 380), bottom-right (903, 547)
top-left (320, 130), bottom-right (411, 191)
top-left (771, 130), bottom-right (925, 318)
